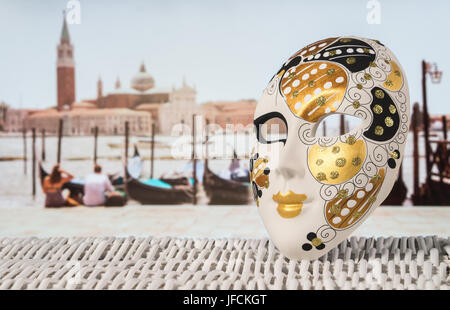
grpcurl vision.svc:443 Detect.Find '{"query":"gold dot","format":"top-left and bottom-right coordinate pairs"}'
top-left (287, 72), bottom-right (296, 79)
top-left (375, 89), bottom-right (385, 99)
top-left (332, 146), bottom-right (340, 154)
top-left (311, 238), bottom-right (322, 247)
top-left (346, 135), bottom-right (356, 145)
top-left (371, 174), bottom-right (381, 183)
top-left (316, 96), bottom-right (326, 106)
top-left (264, 180), bottom-right (269, 188)
top-left (308, 81), bottom-right (315, 87)
top-left (384, 59), bottom-right (390, 64)
top-left (363, 48), bottom-right (370, 53)
top-left (316, 159), bottom-right (324, 166)
top-left (373, 104), bottom-right (383, 114)
top-left (353, 101), bottom-right (360, 109)
top-left (364, 73), bottom-right (372, 80)
top-left (374, 126), bottom-right (384, 136)
top-left (352, 157), bottom-right (362, 166)
top-left (326, 68), bottom-right (335, 76)
top-left (292, 90), bottom-right (299, 98)
top-left (317, 172), bottom-right (327, 181)
top-left (329, 50), bottom-right (336, 56)
top-left (352, 211), bottom-right (362, 220)
top-left (389, 104), bottom-right (397, 114)
top-left (337, 189), bottom-right (348, 199)
top-left (368, 196), bottom-right (377, 204)
top-left (335, 157), bottom-right (347, 167)
top-left (330, 204), bottom-right (341, 215)
top-left (390, 151), bottom-right (399, 159)
top-left (385, 116), bottom-right (394, 127)
top-left (394, 70), bottom-right (401, 77)
top-left (346, 57), bottom-right (356, 64)
top-left (330, 171), bottom-right (339, 179)
top-left (356, 84), bottom-right (363, 90)
top-left (369, 62), bottom-right (377, 67)
top-left (340, 38), bottom-right (351, 43)
top-left (385, 80), bottom-right (393, 87)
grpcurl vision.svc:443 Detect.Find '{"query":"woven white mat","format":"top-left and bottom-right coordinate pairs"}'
top-left (0, 236), bottom-right (448, 290)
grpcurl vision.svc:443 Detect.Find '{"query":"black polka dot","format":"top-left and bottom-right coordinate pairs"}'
top-left (388, 158), bottom-right (396, 169)
top-left (302, 243), bottom-right (312, 251)
top-left (307, 232), bottom-right (316, 241)
top-left (316, 243), bottom-right (325, 250)
top-left (263, 168), bottom-right (270, 175)
top-left (257, 190), bottom-right (262, 197)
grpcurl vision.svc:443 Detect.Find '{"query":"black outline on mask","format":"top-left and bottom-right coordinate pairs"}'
top-left (253, 112), bottom-right (288, 145)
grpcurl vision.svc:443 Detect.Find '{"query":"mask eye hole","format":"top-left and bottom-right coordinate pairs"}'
top-left (314, 113), bottom-right (362, 137)
top-left (254, 112), bottom-right (288, 144)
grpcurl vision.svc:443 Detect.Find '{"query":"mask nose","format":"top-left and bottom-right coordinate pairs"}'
top-left (275, 130), bottom-right (307, 180)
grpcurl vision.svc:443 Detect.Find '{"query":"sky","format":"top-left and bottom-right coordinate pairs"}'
top-left (0, 0), bottom-right (449, 114)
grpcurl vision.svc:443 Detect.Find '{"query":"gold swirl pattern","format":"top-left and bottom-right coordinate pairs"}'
top-left (308, 139), bottom-right (367, 184)
top-left (325, 168), bottom-right (385, 229)
top-left (280, 62), bottom-right (348, 122)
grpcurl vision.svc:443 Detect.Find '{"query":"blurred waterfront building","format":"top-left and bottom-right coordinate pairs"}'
top-left (4, 109), bottom-right (39, 132)
top-left (17, 12), bottom-right (257, 136)
top-left (203, 100), bottom-right (257, 132)
top-left (25, 106), bottom-right (151, 135)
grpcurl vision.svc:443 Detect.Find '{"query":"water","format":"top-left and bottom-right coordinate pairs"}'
top-left (0, 132), bottom-right (437, 208)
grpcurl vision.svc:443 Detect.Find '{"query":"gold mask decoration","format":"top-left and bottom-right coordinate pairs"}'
top-left (273, 191), bottom-right (307, 218)
top-left (307, 139), bottom-right (367, 184)
top-left (325, 168), bottom-right (385, 229)
top-left (280, 62), bottom-right (348, 123)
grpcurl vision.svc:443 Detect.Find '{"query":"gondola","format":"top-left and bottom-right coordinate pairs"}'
top-left (125, 156), bottom-right (194, 204)
top-left (203, 152), bottom-right (251, 205)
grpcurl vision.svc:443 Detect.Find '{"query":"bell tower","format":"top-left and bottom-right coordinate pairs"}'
top-left (57, 11), bottom-right (75, 111)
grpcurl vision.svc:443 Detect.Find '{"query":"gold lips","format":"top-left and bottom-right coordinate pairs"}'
top-left (273, 191), bottom-right (307, 218)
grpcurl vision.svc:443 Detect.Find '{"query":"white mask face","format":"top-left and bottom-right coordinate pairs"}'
top-left (250, 37), bottom-right (410, 260)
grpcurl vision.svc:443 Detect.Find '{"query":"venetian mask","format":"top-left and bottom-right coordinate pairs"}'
top-left (250, 36), bottom-right (410, 260)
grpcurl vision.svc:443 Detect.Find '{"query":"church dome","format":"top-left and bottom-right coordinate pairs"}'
top-left (131, 62), bottom-right (154, 91)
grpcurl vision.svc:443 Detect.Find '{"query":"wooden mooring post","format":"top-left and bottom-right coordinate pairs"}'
top-left (41, 129), bottom-right (46, 161)
top-left (192, 114), bottom-right (197, 205)
top-left (124, 121), bottom-right (129, 195)
top-left (93, 126), bottom-right (98, 164)
top-left (442, 115), bottom-right (447, 140)
top-left (32, 128), bottom-right (36, 198)
top-left (22, 127), bottom-right (27, 175)
top-left (340, 115), bottom-right (345, 135)
top-left (57, 118), bottom-right (63, 163)
top-left (412, 103), bottom-right (420, 199)
top-left (150, 123), bottom-right (155, 179)
top-left (205, 119), bottom-right (210, 169)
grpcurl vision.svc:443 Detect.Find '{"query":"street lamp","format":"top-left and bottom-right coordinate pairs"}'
top-left (426, 62), bottom-right (443, 84)
top-left (421, 60), bottom-right (443, 181)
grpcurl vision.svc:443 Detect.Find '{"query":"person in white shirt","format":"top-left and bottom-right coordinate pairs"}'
top-left (83, 164), bottom-right (116, 206)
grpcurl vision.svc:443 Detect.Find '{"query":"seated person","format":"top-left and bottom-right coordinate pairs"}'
top-left (83, 164), bottom-right (118, 206)
top-left (43, 164), bottom-right (74, 208)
